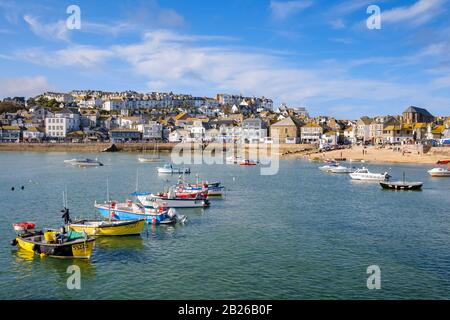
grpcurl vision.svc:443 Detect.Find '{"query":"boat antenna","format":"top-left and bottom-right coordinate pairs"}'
top-left (135, 168), bottom-right (139, 192)
top-left (106, 177), bottom-right (110, 203)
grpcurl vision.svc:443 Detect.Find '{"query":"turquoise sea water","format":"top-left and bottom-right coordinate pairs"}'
top-left (0, 152), bottom-right (449, 299)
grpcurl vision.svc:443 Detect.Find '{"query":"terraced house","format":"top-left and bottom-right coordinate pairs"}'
top-left (383, 123), bottom-right (414, 144)
top-left (0, 125), bottom-right (21, 142)
top-left (301, 122), bottom-right (323, 144)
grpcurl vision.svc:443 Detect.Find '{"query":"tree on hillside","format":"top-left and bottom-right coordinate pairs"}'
top-left (0, 101), bottom-right (22, 114)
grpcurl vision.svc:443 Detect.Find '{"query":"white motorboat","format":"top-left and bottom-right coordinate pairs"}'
top-left (428, 167), bottom-right (450, 177)
top-left (328, 165), bottom-right (354, 173)
top-left (349, 167), bottom-right (390, 181)
top-left (319, 163), bottom-right (338, 172)
top-left (134, 189), bottom-right (209, 208)
top-left (64, 158), bottom-right (103, 167)
top-left (157, 163), bottom-right (191, 174)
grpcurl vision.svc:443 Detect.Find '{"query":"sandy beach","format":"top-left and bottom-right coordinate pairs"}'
top-left (304, 146), bottom-right (450, 165)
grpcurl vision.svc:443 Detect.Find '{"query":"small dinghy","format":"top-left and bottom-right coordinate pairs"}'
top-left (11, 223), bottom-right (95, 259)
top-left (380, 173), bottom-right (423, 190)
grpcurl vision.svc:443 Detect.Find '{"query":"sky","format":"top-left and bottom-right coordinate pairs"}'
top-left (0, 0), bottom-right (449, 118)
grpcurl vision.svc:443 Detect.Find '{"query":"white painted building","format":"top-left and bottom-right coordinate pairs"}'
top-left (45, 109), bottom-right (80, 138)
top-left (241, 118), bottom-right (267, 143)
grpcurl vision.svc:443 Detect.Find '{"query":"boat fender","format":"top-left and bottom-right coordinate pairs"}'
top-left (10, 239), bottom-right (18, 246)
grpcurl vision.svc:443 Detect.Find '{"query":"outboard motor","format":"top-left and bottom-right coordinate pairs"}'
top-left (167, 208), bottom-right (177, 219)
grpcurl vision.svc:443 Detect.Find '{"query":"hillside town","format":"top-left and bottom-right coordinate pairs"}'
top-left (0, 90), bottom-right (449, 148)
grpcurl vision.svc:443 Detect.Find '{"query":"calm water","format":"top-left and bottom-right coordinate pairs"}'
top-left (0, 152), bottom-right (449, 300)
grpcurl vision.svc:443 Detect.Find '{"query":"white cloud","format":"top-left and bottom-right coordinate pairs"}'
top-left (23, 15), bottom-right (69, 41)
top-left (17, 46), bottom-right (113, 68)
top-left (382, 0), bottom-right (446, 26)
top-left (110, 30), bottom-right (442, 110)
top-left (270, 1), bottom-right (313, 20)
top-left (12, 29), bottom-right (450, 117)
top-left (0, 76), bottom-right (52, 98)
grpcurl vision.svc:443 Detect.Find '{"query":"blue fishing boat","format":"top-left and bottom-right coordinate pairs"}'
top-left (94, 200), bottom-right (187, 225)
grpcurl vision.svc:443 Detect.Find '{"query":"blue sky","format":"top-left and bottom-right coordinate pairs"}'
top-left (0, 0), bottom-right (449, 118)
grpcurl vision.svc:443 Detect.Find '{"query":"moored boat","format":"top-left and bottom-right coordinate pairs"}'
top-left (428, 167), bottom-right (450, 177)
top-left (68, 219), bottom-right (146, 236)
top-left (436, 159), bottom-right (450, 165)
top-left (380, 181), bottom-right (423, 190)
top-left (64, 158), bottom-right (103, 167)
top-left (349, 167), bottom-right (390, 181)
top-left (328, 165), bottom-right (354, 173)
top-left (11, 223), bottom-right (95, 259)
top-left (157, 163), bottom-right (191, 174)
top-left (134, 189), bottom-right (209, 208)
top-left (95, 200), bottom-right (187, 225)
top-left (240, 159), bottom-right (257, 166)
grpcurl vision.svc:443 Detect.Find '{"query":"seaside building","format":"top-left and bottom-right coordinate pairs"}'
top-left (270, 116), bottom-right (302, 144)
top-left (382, 124), bottom-right (414, 144)
top-left (0, 125), bottom-right (21, 142)
top-left (23, 127), bottom-right (44, 141)
top-left (109, 129), bottom-right (142, 142)
top-left (137, 121), bottom-right (164, 140)
top-left (44, 109), bottom-right (80, 138)
top-left (301, 122), bottom-right (323, 144)
top-left (402, 106), bottom-right (434, 124)
top-left (355, 116), bottom-right (372, 143)
top-left (241, 118), bottom-right (268, 143)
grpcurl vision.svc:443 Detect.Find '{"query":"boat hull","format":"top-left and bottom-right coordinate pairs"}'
top-left (95, 205), bottom-right (179, 224)
top-left (380, 181), bottom-right (423, 190)
top-left (15, 233), bottom-right (95, 259)
top-left (137, 195), bottom-right (208, 208)
top-left (428, 169), bottom-right (450, 177)
top-left (68, 220), bottom-right (145, 236)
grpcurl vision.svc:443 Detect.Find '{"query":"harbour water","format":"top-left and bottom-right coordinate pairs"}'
top-left (1, 152), bottom-right (449, 299)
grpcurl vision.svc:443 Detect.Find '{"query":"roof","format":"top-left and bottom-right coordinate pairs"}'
top-left (358, 117), bottom-right (372, 125)
top-left (109, 129), bottom-right (141, 133)
top-left (403, 106), bottom-right (434, 117)
top-left (302, 122), bottom-right (322, 128)
top-left (174, 112), bottom-right (188, 120)
top-left (414, 122), bottom-right (428, 129)
top-left (432, 125), bottom-right (445, 134)
top-left (271, 116), bottom-right (302, 127)
top-left (1, 125), bottom-right (20, 130)
top-left (26, 127), bottom-right (43, 132)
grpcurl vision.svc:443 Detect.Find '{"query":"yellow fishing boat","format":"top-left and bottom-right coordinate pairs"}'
top-left (12, 226), bottom-right (95, 259)
top-left (68, 219), bottom-right (146, 236)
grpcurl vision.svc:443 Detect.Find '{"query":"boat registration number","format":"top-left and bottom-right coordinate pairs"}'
top-left (72, 243), bottom-right (89, 251)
